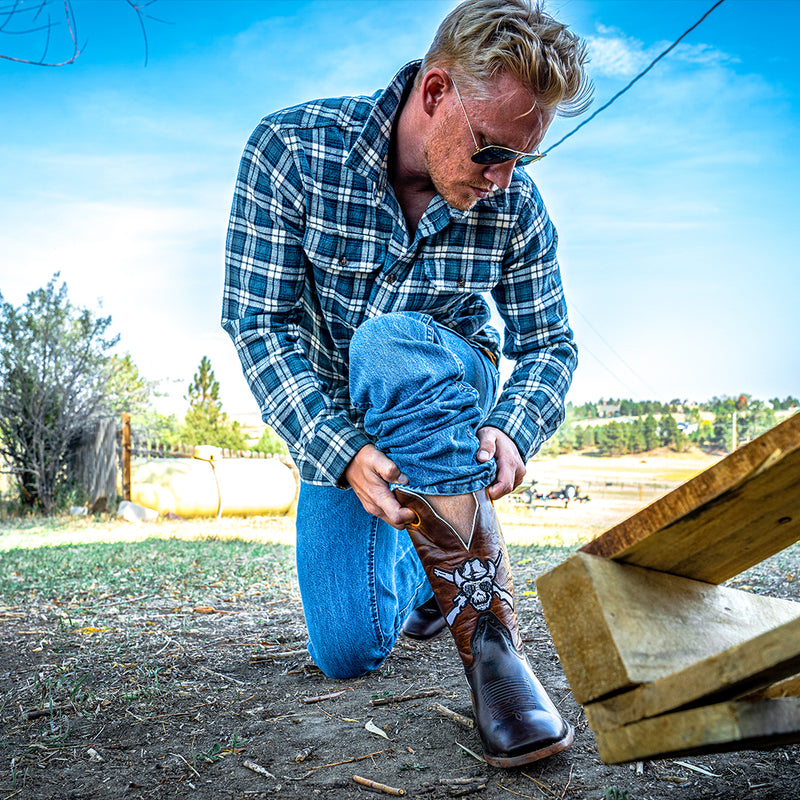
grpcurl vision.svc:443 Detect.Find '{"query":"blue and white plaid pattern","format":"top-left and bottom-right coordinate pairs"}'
top-left (222, 61), bottom-right (577, 486)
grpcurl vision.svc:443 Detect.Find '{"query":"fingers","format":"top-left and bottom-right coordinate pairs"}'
top-left (476, 427), bottom-right (496, 464)
top-left (478, 426), bottom-right (526, 501)
top-left (344, 445), bottom-right (415, 529)
top-left (373, 449), bottom-right (409, 486)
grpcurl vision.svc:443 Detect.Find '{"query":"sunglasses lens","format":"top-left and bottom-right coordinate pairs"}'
top-left (516, 153), bottom-right (546, 166)
top-left (471, 147), bottom-right (546, 166)
top-left (471, 146), bottom-right (517, 165)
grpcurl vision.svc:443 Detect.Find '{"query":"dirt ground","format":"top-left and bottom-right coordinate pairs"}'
top-left (2, 451), bottom-right (800, 800)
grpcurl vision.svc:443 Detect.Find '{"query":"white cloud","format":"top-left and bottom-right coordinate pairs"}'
top-left (585, 23), bottom-right (735, 81)
top-left (586, 31), bottom-right (649, 78)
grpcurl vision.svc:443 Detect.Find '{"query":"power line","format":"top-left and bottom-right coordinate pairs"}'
top-left (570, 301), bottom-right (662, 398)
top-left (544, 0), bottom-right (727, 154)
top-left (572, 339), bottom-right (643, 399)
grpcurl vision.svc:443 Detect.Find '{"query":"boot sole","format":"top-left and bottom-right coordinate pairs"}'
top-left (401, 625), bottom-right (447, 641)
top-left (483, 724), bottom-right (574, 768)
top-left (402, 622), bottom-right (447, 642)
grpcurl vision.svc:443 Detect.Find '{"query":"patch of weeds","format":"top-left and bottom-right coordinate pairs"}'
top-left (605, 788), bottom-right (632, 800)
top-left (10, 758), bottom-right (30, 789)
top-left (194, 741), bottom-right (223, 766)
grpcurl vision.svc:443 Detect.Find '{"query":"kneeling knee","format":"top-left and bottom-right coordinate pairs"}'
top-left (306, 623), bottom-right (392, 680)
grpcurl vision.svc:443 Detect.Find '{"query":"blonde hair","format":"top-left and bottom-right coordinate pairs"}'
top-left (416, 0), bottom-right (592, 117)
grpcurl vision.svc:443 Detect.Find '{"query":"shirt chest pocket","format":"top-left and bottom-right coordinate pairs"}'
top-left (421, 257), bottom-right (501, 294)
top-left (308, 237), bottom-right (384, 343)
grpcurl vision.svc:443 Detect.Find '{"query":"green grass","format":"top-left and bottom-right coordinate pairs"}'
top-left (0, 529), bottom-right (297, 606)
top-left (0, 516), bottom-right (576, 610)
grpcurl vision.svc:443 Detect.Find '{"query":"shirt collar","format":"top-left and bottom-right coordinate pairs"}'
top-left (345, 60), bottom-right (495, 232)
top-left (345, 60), bottom-right (420, 197)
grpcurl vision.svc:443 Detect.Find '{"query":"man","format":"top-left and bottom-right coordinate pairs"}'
top-left (223, 0), bottom-right (591, 767)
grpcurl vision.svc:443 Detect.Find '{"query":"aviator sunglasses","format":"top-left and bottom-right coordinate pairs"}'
top-left (449, 74), bottom-right (546, 167)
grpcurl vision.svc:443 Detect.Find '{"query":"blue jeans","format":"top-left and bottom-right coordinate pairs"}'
top-left (296, 312), bottom-right (499, 678)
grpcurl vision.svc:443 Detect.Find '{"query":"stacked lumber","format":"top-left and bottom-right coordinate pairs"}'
top-left (536, 413), bottom-right (800, 763)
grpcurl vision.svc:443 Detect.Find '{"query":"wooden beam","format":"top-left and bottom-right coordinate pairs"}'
top-left (745, 673), bottom-right (800, 701)
top-left (593, 697), bottom-right (800, 764)
top-left (584, 616), bottom-right (800, 731)
top-left (580, 413), bottom-right (800, 583)
top-left (536, 553), bottom-right (800, 705)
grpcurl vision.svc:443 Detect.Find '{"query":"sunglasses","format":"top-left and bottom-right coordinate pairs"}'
top-left (449, 74), bottom-right (546, 167)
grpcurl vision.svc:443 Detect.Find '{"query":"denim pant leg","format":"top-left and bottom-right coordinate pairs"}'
top-left (349, 312), bottom-right (500, 495)
top-left (295, 481), bottom-right (432, 679)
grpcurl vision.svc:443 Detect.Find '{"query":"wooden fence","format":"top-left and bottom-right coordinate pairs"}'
top-left (68, 413), bottom-right (280, 508)
top-left (67, 418), bottom-right (118, 512)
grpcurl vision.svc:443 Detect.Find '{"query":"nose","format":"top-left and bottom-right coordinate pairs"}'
top-left (483, 160), bottom-right (517, 191)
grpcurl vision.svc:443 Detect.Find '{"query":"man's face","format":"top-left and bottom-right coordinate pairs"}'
top-left (423, 72), bottom-right (554, 211)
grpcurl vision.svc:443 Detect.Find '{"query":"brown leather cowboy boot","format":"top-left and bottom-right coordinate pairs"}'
top-left (396, 487), bottom-right (573, 767)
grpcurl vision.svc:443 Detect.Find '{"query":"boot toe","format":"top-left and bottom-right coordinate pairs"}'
top-left (467, 612), bottom-right (574, 767)
top-left (480, 711), bottom-right (573, 767)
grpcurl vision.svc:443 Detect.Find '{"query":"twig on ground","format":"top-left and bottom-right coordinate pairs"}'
top-left (250, 649), bottom-right (308, 662)
top-left (283, 769), bottom-right (314, 781)
top-left (353, 774), bottom-right (405, 795)
top-left (199, 665), bottom-right (246, 685)
top-left (302, 690), bottom-right (346, 704)
top-left (25, 703), bottom-right (73, 720)
top-left (496, 782), bottom-right (536, 798)
top-left (370, 690), bottom-right (439, 706)
top-left (673, 760), bottom-right (721, 777)
top-left (455, 741), bottom-right (486, 763)
top-left (449, 784), bottom-right (489, 797)
top-left (172, 752), bottom-right (201, 778)
top-left (439, 778), bottom-right (489, 786)
top-left (439, 777), bottom-right (489, 796)
top-left (310, 749), bottom-right (392, 770)
top-left (559, 764), bottom-right (574, 799)
top-left (243, 759), bottom-right (276, 779)
top-left (295, 746), bottom-right (315, 762)
top-left (193, 606), bottom-right (237, 615)
top-left (432, 702), bottom-right (474, 729)
top-left (522, 771), bottom-right (558, 797)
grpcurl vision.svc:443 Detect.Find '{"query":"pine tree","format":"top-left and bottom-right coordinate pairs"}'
top-left (181, 357), bottom-right (248, 449)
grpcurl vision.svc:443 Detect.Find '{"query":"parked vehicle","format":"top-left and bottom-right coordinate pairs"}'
top-left (545, 484), bottom-right (590, 508)
top-left (511, 480), bottom-right (590, 510)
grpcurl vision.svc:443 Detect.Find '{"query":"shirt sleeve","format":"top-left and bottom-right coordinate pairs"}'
top-left (221, 121), bottom-right (371, 486)
top-left (482, 187), bottom-right (578, 459)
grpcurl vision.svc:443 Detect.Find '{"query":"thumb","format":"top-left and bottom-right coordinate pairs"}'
top-left (476, 433), bottom-right (495, 463)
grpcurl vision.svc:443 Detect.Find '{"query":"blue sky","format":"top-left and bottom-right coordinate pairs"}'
top-left (1, 0), bottom-right (798, 421)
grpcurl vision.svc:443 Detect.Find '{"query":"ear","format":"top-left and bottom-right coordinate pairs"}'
top-left (419, 68), bottom-right (451, 118)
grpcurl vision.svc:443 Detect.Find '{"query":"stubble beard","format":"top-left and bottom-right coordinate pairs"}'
top-left (423, 117), bottom-right (485, 212)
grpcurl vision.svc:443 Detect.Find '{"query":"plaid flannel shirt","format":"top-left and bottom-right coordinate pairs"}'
top-left (222, 61), bottom-right (577, 487)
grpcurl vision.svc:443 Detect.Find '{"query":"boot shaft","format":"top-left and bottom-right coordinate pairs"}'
top-left (396, 488), bottom-right (522, 665)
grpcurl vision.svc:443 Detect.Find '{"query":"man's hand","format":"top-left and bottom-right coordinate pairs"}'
top-left (344, 444), bottom-right (417, 529)
top-left (476, 426), bottom-right (526, 501)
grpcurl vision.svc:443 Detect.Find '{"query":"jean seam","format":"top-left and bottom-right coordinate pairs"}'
top-left (368, 513), bottom-right (392, 657)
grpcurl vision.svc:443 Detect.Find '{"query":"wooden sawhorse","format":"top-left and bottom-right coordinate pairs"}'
top-left (536, 413), bottom-right (800, 763)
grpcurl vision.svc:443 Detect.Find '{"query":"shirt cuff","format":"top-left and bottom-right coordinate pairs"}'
top-left (299, 415), bottom-right (373, 488)
top-left (483, 404), bottom-right (543, 462)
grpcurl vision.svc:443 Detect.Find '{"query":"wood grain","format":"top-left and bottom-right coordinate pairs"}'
top-left (536, 553), bottom-right (800, 705)
top-left (584, 616), bottom-right (800, 731)
top-left (593, 697), bottom-right (800, 764)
